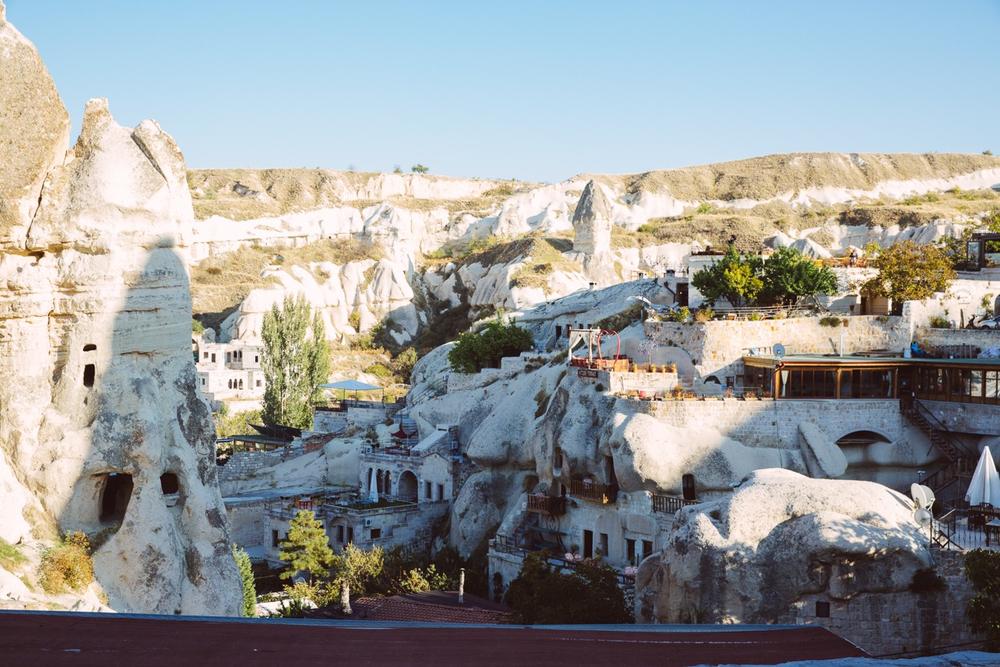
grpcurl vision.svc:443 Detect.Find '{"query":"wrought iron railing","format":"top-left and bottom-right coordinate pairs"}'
top-left (526, 494), bottom-right (567, 516)
top-left (651, 494), bottom-right (697, 514)
top-left (569, 479), bottom-right (618, 504)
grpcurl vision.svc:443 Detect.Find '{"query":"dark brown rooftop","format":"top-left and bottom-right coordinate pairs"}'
top-left (0, 610), bottom-right (867, 666)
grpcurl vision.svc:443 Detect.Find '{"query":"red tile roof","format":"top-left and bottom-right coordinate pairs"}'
top-left (0, 610), bottom-right (869, 666)
top-left (318, 591), bottom-right (513, 624)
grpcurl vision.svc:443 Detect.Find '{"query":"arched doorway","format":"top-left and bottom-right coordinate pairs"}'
top-left (397, 470), bottom-right (418, 502)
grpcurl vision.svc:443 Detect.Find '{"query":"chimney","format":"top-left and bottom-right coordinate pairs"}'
top-left (458, 568), bottom-right (465, 604)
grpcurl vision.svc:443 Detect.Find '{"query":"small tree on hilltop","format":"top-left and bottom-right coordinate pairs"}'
top-left (232, 544), bottom-right (258, 617)
top-left (690, 246), bottom-right (764, 308)
top-left (760, 246), bottom-right (838, 305)
top-left (278, 510), bottom-right (334, 584)
top-left (411, 164), bottom-right (430, 174)
top-left (448, 315), bottom-right (534, 374)
top-left (863, 240), bottom-right (956, 304)
top-left (261, 296), bottom-right (331, 429)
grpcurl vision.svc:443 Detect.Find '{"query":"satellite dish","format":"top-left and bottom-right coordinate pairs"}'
top-left (910, 483), bottom-right (935, 511)
top-left (773, 343), bottom-right (786, 359)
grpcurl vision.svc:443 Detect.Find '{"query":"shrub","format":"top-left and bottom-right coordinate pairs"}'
top-left (693, 307), bottom-right (714, 323)
top-left (392, 348), bottom-right (418, 382)
top-left (929, 315), bottom-right (951, 329)
top-left (0, 538), bottom-right (27, 571)
top-left (505, 551), bottom-right (632, 624)
top-left (39, 532), bottom-right (93, 594)
top-left (965, 549), bottom-right (1000, 648)
top-left (192, 318), bottom-right (205, 335)
top-left (448, 316), bottom-right (534, 374)
top-left (668, 307), bottom-right (691, 323)
top-left (819, 316), bottom-right (846, 327)
top-left (747, 312), bottom-right (764, 321)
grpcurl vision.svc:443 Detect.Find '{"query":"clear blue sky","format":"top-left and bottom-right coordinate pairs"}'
top-left (9, 1), bottom-right (1000, 182)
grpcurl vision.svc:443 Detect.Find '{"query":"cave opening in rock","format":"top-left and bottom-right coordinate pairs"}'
top-left (99, 473), bottom-right (133, 524)
top-left (83, 363), bottom-right (96, 388)
top-left (160, 473), bottom-right (180, 495)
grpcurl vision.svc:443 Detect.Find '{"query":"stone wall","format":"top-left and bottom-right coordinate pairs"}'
top-left (643, 315), bottom-right (909, 381)
top-left (793, 549), bottom-right (981, 657)
top-left (921, 400), bottom-right (1000, 438)
top-left (218, 451), bottom-right (286, 482)
top-left (226, 501), bottom-right (267, 548)
top-left (633, 397), bottom-right (905, 449)
top-left (915, 326), bottom-right (1000, 353)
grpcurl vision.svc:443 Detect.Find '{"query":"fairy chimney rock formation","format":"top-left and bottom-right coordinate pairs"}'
top-left (572, 180), bottom-right (613, 257)
top-left (0, 0), bottom-right (71, 246)
top-left (0, 5), bottom-right (240, 615)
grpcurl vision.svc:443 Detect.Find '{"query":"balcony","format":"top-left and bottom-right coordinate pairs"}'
top-left (569, 479), bottom-right (618, 504)
top-left (651, 494), bottom-right (697, 514)
top-left (526, 494), bottom-right (567, 516)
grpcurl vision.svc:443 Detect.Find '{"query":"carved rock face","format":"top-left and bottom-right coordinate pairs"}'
top-left (0, 3), bottom-right (71, 246)
top-left (0, 7), bottom-right (239, 614)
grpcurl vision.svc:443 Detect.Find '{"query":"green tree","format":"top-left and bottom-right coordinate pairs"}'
top-left (690, 246), bottom-right (764, 307)
top-left (965, 549), bottom-right (1000, 648)
top-left (261, 296), bottom-right (331, 428)
top-left (863, 240), bottom-right (956, 303)
top-left (393, 347), bottom-right (418, 382)
top-left (504, 551), bottom-right (632, 624)
top-left (232, 544), bottom-right (257, 617)
top-left (760, 247), bottom-right (838, 305)
top-left (330, 543), bottom-right (385, 614)
top-left (278, 510), bottom-right (334, 583)
top-left (411, 164), bottom-right (430, 174)
top-left (448, 316), bottom-right (534, 374)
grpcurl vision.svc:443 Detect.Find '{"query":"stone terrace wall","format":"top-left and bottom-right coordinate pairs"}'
top-left (644, 316), bottom-right (909, 380)
top-left (632, 397), bottom-right (905, 449)
top-left (921, 400), bottom-right (1000, 438)
top-left (793, 549), bottom-right (981, 657)
top-left (915, 326), bottom-right (1000, 353)
top-left (218, 450), bottom-right (286, 482)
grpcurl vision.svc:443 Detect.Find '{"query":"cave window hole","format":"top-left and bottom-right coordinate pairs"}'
top-left (83, 343), bottom-right (97, 352)
top-left (83, 363), bottom-right (96, 388)
top-left (99, 473), bottom-right (134, 524)
top-left (160, 473), bottom-right (180, 495)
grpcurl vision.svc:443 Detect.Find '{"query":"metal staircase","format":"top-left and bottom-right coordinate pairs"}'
top-left (903, 398), bottom-right (976, 497)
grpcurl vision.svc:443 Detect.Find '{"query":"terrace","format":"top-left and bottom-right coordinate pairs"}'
top-left (526, 494), bottom-right (567, 517)
top-left (569, 479), bottom-right (618, 505)
top-left (742, 354), bottom-right (1000, 404)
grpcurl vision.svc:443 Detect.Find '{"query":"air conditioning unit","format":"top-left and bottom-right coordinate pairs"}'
top-left (364, 518), bottom-right (373, 527)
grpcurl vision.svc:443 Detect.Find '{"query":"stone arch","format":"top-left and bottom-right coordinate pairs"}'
top-left (397, 470), bottom-right (418, 502)
top-left (835, 430), bottom-right (894, 478)
top-left (834, 429), bottom-right (893, 448)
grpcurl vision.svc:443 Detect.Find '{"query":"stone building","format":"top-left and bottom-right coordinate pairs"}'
top-left (194, 335), bottom-right (265, 409)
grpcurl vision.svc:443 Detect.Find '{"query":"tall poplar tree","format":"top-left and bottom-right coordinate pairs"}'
top-left (261, 296), bottom-right (331, 429)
